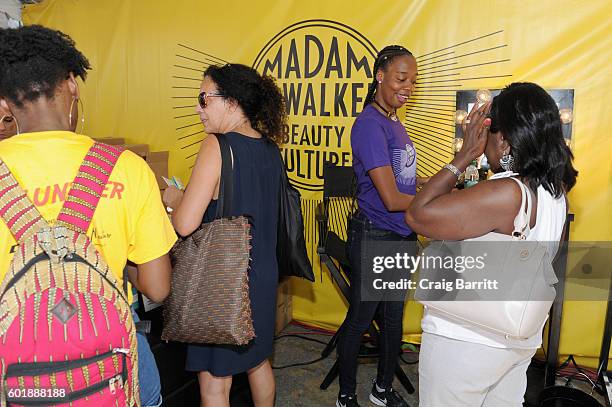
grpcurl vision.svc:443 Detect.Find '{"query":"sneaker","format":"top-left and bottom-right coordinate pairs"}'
top-left (369, 381), bottom-right (409, 407)
top-left (336, 393), bottom-right (361, 407)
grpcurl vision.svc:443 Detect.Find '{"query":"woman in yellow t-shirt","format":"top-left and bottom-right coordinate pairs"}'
top-left (0, 25), bottom-right (177, 407)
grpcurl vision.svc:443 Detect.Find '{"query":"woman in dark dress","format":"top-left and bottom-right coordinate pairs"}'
top-left (163, 64), bottom-right (286, 407)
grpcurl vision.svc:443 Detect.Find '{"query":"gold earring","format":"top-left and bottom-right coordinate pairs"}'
top-left (78, 98), bottom-right (85, 134)
top-left (68, 98), bottom-right (76, 128)
top-left (1, 114), bottom-right (20, 135)
top-left (68, 98), bottom-right (86, 134)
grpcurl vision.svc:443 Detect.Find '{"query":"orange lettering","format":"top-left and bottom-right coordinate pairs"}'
top-left (101, 182), bottom-right (110, 198)
top-left (110, 182), bottom-right (124, 199)
top-left (33, 186), bottom-right (50, 206)
top-left (51, 182), bottom-right (70, 204)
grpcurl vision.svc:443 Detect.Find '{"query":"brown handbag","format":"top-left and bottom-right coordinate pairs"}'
top-left (161, 134), bottom-right (255, 345)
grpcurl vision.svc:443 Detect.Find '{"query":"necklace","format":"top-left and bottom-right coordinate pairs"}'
top-left (372, 100), bottom-right (398, 122)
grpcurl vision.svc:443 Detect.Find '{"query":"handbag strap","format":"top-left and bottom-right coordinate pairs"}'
top-left (275, 146), bottom-right (288, 187)
top-left (0, 160), bottom-right (49, 243)
top-left (508, 177), bottom-right (533, 239)
top-left (55, 142), bottom-right (123, 234)
top-left (214, 134), bottom-right (234, 218)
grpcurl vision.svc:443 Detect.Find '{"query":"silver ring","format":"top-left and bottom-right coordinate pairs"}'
top-left (464, 119), bottom-right (471, 124)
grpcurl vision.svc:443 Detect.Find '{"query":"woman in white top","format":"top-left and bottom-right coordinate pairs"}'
top-left (404, 82), bottom-right (578, 406)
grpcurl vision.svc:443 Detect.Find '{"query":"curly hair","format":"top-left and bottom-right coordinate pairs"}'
top-left (363, 45), bottom-right (413, 108)
top-left (203, 64), bottom-right (287, 144)
top-left (489, 82), bottom-right (578, 197)
top-left (0, 25), bottom-right (91, 108)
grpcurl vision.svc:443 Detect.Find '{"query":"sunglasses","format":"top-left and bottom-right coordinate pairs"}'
top-left (197, 91), bottom-right (224, 109)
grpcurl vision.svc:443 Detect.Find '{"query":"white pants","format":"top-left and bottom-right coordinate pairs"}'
top-left (418, 332), bottom-right (537, 407)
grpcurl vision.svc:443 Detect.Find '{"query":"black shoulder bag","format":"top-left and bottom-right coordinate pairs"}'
top-left (276, 148), bottom-right (315, 281)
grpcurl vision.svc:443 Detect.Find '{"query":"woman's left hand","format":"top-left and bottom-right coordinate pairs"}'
top-left (458, 101), bottom-right (491, 162)
top-left (163, 186), bottom-right (184, 210)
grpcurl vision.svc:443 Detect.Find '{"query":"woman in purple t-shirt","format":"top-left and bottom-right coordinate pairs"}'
top-left (336, 45), bottom-right (421, 407)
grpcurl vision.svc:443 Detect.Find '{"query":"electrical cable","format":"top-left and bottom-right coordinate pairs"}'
top-left (273, 324), bottom-right (423, 370)
top-left (272, 355), bottom-right (328, 370)
top-left (274, 334), bottom-right (329, 346)
top-left (399, 353), bottom-right (419, 365)
top-left (553, 354), bottom-right (606, 396)
top-left (271, 333), bottom-right (330, 369)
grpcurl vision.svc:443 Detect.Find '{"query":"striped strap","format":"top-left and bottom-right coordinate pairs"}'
top-left (0, 160), bottom-right (49, 244)
top-left (56, 142), bottom-right (123, 234)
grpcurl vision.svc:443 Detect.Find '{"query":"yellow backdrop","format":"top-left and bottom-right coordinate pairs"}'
top-left (24, 0), bottom-right (612, 366)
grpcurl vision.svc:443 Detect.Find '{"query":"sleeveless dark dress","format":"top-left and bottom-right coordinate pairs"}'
top-left (185, 132), bottom-right (282, 376)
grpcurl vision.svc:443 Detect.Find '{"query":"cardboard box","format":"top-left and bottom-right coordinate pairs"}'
top-left (275, 277), bottom-right (293, 335)
top-left (93, 139), bottom-right (168, 190)
top-left (124, 144), bottom-right (149, 159)
top-left (276, 301), bottom-right (292, 335)
top-left (93, 137), bottom-right (125, 145)
top-left (146, 151), bottom-right (169, 189)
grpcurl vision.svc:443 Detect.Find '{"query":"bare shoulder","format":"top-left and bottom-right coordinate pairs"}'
top-left (479, 176), bottom-right (521, 192)
top-left (450, 177), bottom-right (524, 224)
top-left (473, 177), bottom-right (523, 204)
top-left (474, 177), bottom-right (527, 231)
top-left (194, 135), bottom-right (222, 160)
top-left (200, 134), bottom-right (220, 150)
top-left (191, 135), bottom-right (222, 178)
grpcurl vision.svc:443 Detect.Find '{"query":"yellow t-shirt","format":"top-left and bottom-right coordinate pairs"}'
top-left (0, 131), bottom-right (177, 302)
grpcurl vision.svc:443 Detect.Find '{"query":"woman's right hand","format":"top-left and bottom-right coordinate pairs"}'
top-left (163, 186), bottom-right (184, 211)
top-left (458, 101), bottom-right (491, 162)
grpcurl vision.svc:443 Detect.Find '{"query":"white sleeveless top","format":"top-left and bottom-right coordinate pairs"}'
top-left (420, 171), bottom-right (567, 349)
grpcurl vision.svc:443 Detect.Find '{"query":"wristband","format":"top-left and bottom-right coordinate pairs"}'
top-left (443, 163), bottom-right (462, 179)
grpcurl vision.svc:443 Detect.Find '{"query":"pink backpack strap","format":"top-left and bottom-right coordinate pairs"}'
top-left (0, 160), bottom-right (49, 243)
top-left (56, 142), bottom-right (123, 234)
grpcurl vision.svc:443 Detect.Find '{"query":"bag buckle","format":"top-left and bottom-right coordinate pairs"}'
top-left (37, 226), bottom-right (71, 263)
top-left (109, 377), bottom-right (117, 394)
top-left (116, 374), bottom-right (124, 390)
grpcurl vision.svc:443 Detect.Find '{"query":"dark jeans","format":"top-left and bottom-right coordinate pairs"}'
top-left (337, 214), bottom-right (416, 395)
top-left (132, 309), bottom-right (162, 407)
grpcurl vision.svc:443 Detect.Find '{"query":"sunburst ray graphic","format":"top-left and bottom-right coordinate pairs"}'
top-left (406, 30), bottom-right (512, 177)
top-left (171, 44), bottom-right (229, 168)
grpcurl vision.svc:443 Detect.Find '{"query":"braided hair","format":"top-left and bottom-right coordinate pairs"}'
top-left (363, 45), bottom-right (413, 109)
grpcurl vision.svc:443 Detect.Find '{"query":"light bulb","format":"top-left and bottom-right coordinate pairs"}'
top-left (455, 110), bottom-right (468, 124)
top-left (452, 138), bottom-right (464, 153)
top-left (559, 108), bottom-right (573, 124)
top-left (476, 89), bottom-right (492, 104)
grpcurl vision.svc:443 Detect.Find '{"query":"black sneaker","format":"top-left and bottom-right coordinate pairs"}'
top-left (369, 381), bottom-right (409, 407)
top-left (336, 393), bottom-right (361, 407)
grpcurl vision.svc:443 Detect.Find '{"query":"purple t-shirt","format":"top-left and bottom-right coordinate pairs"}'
top-left (351, 104), bottom-right (417, 236)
